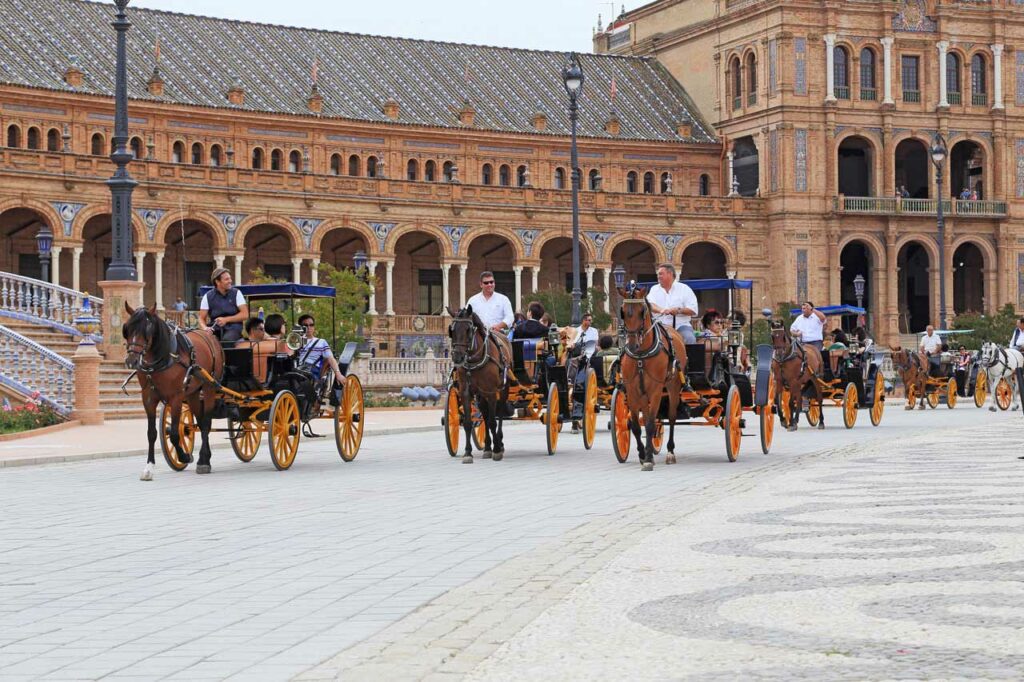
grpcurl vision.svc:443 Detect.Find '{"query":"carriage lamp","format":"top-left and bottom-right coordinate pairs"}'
top-left (352, 250), bottom-right (368, 272)
top-left (612, 264), bottom-right (626, 289)
top-left (36, 224), bottom-right (54, 283)
top-left (562, 54), bottom-right (584, 96)
top-left (853, 274), bottom-right (866, 310)
top-left (761, 307), bottom-right (773, 320)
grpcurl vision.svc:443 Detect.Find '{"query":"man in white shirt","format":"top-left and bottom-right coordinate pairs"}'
top-left (199, 268), bottom-right (249, 344)
top-left (1011, 318), bottom-right (1024, 352)
top-left (574, 312), bottom-right (599, 360)
top-left (789, 301), bottom-right (826, 351)
top-left (919, 325), bottom-right (943, 356)
top-left (646, 263), bottom-right (698, 343)
top-left (465, 270), bottom-right (513, 333)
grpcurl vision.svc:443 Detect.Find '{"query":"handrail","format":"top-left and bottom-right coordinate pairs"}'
top-left (0, 323), bottom-right (74, 415)
top-left (838, 196), bottom-right (1006, 217)
top-left (0, 271), bottom-right (104, 332)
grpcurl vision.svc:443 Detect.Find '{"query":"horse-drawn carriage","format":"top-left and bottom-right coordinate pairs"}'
top-left (154, 283), bottom-right (365, 472)
top-left (776, 305), bottom-right (885, 429)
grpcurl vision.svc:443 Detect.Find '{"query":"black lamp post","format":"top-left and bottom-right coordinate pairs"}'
top-left (930, 132), bottom-right (948, 330)
top-left (105, 0), bottom-right (138, 282)
top-left (353, 250), bottom-right (369, 352)
top-left (562, 53), bottom-right (584, 325)
top-left (853, 273), bottom-right (866, 331)
top-left (36, 224), bottom-right (54, 284)
top-left (612, 264), bottom-right (626, 344)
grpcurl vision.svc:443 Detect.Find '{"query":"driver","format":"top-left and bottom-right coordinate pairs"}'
top-left (646, 263), bottom-right (698, 343)
top-left (789, 301), bottom-right (826, 351)
top-left (199, 268), bottom-right (248, 344)
top-left (296, 314), bottom-right (345, 386)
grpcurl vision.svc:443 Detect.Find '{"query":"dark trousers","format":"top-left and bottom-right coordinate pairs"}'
top-left (806, 340), bottom-right (823, 351)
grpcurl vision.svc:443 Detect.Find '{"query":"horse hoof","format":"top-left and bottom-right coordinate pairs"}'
top-left (482, 450), bottom-right (493, 460)
top-left (665, 454), bottom-right (676, 465)
top-left (918, 405), bottom-right (926, 410)
top-left (641, 462), bottom-right (654, 472)
top-left (817, 423), bottom-right (825, 430)
top-left (180, 453), bottom-right (193, 464)
top-left (139, 466), bottom-right (153, 482)
top-left (196, 464), bottom-right (212, 475)
top-left (989, 407), bottom-right (997, 412)
top-left (492, 451), bottom-right (503, 462)
top-left (462, 455), bottom-right (474, 464)
top-left (786, 425), bottom-right (798, 432)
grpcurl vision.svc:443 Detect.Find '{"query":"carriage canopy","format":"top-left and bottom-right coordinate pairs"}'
top-left (197, 283), bottom-right (337, 301)
top-left (789, 304), bottom-right (865, 317)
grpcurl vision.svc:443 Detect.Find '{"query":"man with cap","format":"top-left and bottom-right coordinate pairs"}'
top-left (199, 267), bottom-right (249, 344)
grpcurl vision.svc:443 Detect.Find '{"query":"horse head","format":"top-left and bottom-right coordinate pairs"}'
top-left (122, 302), bottom-right (162, 371)
top-left (446, 305), bottom-right (482, 366)
top-left (617, 286), bottom-right (650, 351)
top-left (978, 341), bottom-right (998, 367)
top-left (769, 324), bottom-right (790, 353)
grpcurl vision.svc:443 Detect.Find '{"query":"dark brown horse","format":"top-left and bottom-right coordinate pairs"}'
top-left (617, 286), bottom-right (686, 472)
top-left (123, 303), bottom-right (224, 479)
top-left (889, 346), bottom-right (928, 410)
top-left (446, 305), bottom-right (511, 464)
top-left (770, 324), bottom-right (825, 430)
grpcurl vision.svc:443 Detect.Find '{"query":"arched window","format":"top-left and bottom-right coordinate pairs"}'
top-left (209, 144), bottom-right (222, 167)
top-left (860, 47), bottom-right (877, 100)
top-left (26, 127), bottom-right (40, 150)
top-left (971, 54), bottom-right (987, 105)
top-left (626, 170), bottom-right (638, 193)
top-left (442, 160), bottom-right (454, 182)
top-left (699, 174), bottom-right (711, 196)
top-left (481, 163), bottom-right (493, 185)
top-left (366, 155), bottom-right (378, 178)
top-left (745, 52), bottom-right (757, 105)
top-left (90, 132), bottom-right (103, 155)
top-left (660, 172), bottom-right (671, 193)
top-left (6, 125), bottom-right (21, 148)
top-left (288, 149), bottom-right (301, 173)
top-left (731, 56), bottom-right (742, 111)
top-left (424, 160), bottom-right (436, 182)
top-left (190, 142), bottom-right (203, 165)
top-left (46, 128), bottom-right (60, 152)
top-left (348, 154), bottom-right (360, 176)
top-left (588, 168), bottom-right (601, 191)
top-left (643, 171), bottom-right (655, 194)
top-left (171, 140), bottom-right (184, 163)
top-left (834, 46), bottom-right (850, 99)
top-left (270, 148), bottom-right (283, 171)
top-left (516, 165), bottom-right (527, 187)
top-left (947, 53), bottom-right (962, 103)
top-left (554, 167), bottom-right (566, 189)
top-left (407, 158), bottom-right (418, 181)
top-left (330, 153), bottom-right (341, 175)
top-left (499, 164), bottom-right (511, 186)
top-left (130, 136), bottom-right (143, 160)
top-left (252, 147), bottom-right (265, 169)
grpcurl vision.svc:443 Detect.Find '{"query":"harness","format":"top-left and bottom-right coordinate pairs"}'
top-left (621, 298), bottom-right (678, 395)
top-left (450, 318), bottom-right (510, 381)
top-left (123, 317), bottom-right (199, 397)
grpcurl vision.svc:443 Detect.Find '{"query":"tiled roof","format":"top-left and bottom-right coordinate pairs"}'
top-left (0, 0), bottom-right (716, 143)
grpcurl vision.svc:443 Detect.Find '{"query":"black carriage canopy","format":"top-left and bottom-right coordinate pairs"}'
top-left (197, 283), bottom-right (339, 349)
top-left (635, 278), bottom-right (755, 351)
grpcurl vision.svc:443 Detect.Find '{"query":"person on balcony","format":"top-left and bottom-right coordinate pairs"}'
top-left (173, 297), bottom-right (188, 312)
top-left (465, 270), bottom-right (513, 334)
top-left (199, 267), bottom-right (248, 345)
top-left (959, 187), bottom-right (971, 200)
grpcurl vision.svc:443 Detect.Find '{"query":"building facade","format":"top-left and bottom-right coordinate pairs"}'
top-left (597, 0), bottom-right (1024, 337)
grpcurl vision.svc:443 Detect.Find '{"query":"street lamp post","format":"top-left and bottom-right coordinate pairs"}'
top-left (930, 132), bottom-right (948, 330)
top-left (36, 224), bottom-right (54, 284)
top-left (353, 250), bottom-right (370, 353)
top-left (612, 264), bottom-right (626, 345)
top-left (562, 53), bottom-right (584, 325)
top-left (853, 273), bottom-right (866, 331)
top-left (106, 0), bottom-right (138, 281)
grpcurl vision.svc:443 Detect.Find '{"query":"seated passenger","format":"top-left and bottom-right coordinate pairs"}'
top-left (235, 317), bottom-right (265, 349)
top-left (249, 313), bottom-right (289, 383)
top-left (296, 314), bottom-right (346, 386)
top-left (828, 328), bottom-right (849, 376)
top-left (591, 334), bottom-right (617, 386)
top-left (513, 301), bottom-right (550, 340)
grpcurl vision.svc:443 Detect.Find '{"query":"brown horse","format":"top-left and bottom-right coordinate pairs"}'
top-left (770, 324), bottom-right (826, 430)
top-left (617, 286), bottom-right (686, 472)
top-left (889, 346), bottom-right (928, 410)
top-left (123, 303), bottom-right (224, 479)
top-left (446, 305), bottom-right (511, 464)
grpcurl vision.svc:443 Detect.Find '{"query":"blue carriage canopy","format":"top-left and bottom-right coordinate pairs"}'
top-left (198, 283), bottom-right (337, 301)
top-left (636, 278), bottom-right (754, 291)
top-left (789, 304), bottom-right (866, 317)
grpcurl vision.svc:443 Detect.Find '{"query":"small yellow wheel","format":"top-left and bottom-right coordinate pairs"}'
top-left (268, 390), bottom-right (300, 471)
top-left (611, 388), bottom-right (631, 463)
top-left (906, 383), bottom-right (917, 408)
top-left (869, 374), bottom-right (884, 426)
top-left (996, 378), bottom-right (1013, 411)
top-left (582, 370), bottom-right (598, 450)
top-left (160, 401), bottom-right (194, 471)
top-left (807, 399), bottom-right (821, 427)
top-left (724, 385), bottom-right (742, 462)
top-left (842, 383), bottom-right (858, 429)
top-left (545, 383), bottom-right (560, 456)
top-left (974, 371), bottom-right (988, 408)
top-left (759, 373), bottom-right (775, 454)
top-left (946, 378), bottom-right (958, 409)
top-left (926, 389), bottom-right (939, 409)
top-left (444, 386), bottom-right (461, 457)
top-left (228, 418), bottom-right (261, 462)
top-left (778, 387), bottom-right (792, 428)
top-left (335, 374), bottom-right (364, 462)
top-left (472, 404), bottom-right (487, 451)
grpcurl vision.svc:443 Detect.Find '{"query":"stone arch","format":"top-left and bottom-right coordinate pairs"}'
top-left (835, 133), bottom-right (879, 197)
top-left (893, 136), bottom-right (932, 198)
top-left (601, 231), bottom-right (664, 266)
top-left (153, 209), bottom-right (226, 250)
top-left (896, 237), bottom-right (936, 333)
top-left (0, 201), bottom-right (64, 280)
top-left (894, 234), bottom-right (939, 265)
top-left (310, 219), bottom-right (378, 256)
top-left (837, 232), bottom-right (886, 269)
top-left (0, 198), bottom-right (63, 239)
top-left (459, 226), bottom-right (525, 263)
top-left (383, 223), bottom-right (451, 258)
top-left (233, 215), bottom-right (303, 254)
top-left (71, 203), bottom-right (145, 244)
top-left (948, 137), bottom-right (990, 199)
top-left (519, 229), bottom-right (596, 264)
top-left (838, 237), bottom-right (882, 331)
top-left (950, 235), bottom-right (995, 271)
top-left (672, 235), bottom-right (737, 268)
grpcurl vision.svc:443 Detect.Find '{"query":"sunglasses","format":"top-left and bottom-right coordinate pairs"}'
top-left (481, 281), bottom-right (495, 285)
top-left (301, 322), bottom-right (315, 327)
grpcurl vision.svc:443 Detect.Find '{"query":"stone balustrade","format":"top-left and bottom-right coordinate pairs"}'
top-left (350, 353), bottom-right (452, 389)
top-left (0, 323), bottom-right (75, 415)
top-left (0, 270), bottom-right (104, 333)
top-left (836, 195), bottom-right (1007, 217)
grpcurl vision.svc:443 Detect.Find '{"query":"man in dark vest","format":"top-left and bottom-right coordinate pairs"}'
top-left (199, 267), bottom-right (249, 344)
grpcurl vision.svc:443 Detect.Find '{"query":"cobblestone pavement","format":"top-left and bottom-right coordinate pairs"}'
top-left (0, 405), bottom-right (1017, 680)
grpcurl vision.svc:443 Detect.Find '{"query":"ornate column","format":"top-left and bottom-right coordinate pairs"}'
top-left (134, 250), bottom-right (146, 280)
top-left (824, 34), bottom-right (837, 102)
top-left (992, 44), bottom-right (1004, 109)
top-left (513, 265), bottom-right (523, 310)
top-left (441, 263), bottom-right (451, 316)
top-left (602, 267), bottom-right (611, 313)
top-left (233, 254), bottom-right (243, 284)
top-left (530, 266), bottom-right (539, 294)
top-left (385, 260), bottom-right (395, 315)
top-left (154, 252), bottom-right (164, 310)
top-left (885, 231), bottom-right (899, 341)
top-left (291, 257), bottom-right (302, 284)
top-left (936, 41), bottom-right (949, 108)
top-left (881, 37), bottom-right (894, 105)
top-left (726, 151), bottom-right (737, 196)
top-left (310, 258), bottom-right (320, 286)
top-left (367, 260), bottom-right (378, 315)
top-left (214, 253), bottom-right (225, 270)
top-left (584, 265), bottom-right (595, 294)
top-left (984, 267), bottom-right (997, 314)
top-left (827, 234), bottom-right (841, 304)
top-left (51, 246), bottom-right (62, 285)
top-left (458, 264), bottom-right (467, 306)
top-left (72, 246), bottom-right (82, 292)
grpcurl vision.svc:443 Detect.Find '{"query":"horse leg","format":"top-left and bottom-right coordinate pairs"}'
top-left (461, 387), bottom-right (474, 464)
top-left (141, 394), bottom-right (158, 481)
top-left (641, 405), bottom-right (656, 472)
top-left (492, 395), bottom-right (505, 461)
top-left (628, 406), bottom-right (644, 468)
top-left (813, 377), bottom-right (826, 429)
top-left (195, 396), bottom-right (214, 474)
top-left (664, 384), bottom-right (679, 465)
top-left (786, 377), bottom-right (800, 431)
top-left (480, 399), bottom-right (493, 460)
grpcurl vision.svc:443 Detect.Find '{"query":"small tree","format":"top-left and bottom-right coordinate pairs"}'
top-left (751, 301), bottom-right (796, 347)
top-left (952, 303), bottom-right (1018, 350)
top-left (531, 286), bottom-right (612, 330)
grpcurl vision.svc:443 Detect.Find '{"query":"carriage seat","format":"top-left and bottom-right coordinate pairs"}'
top-left (929, 352), bottom-right (952, 378)
top-left (512, 338), bottom-right (547, 384)
top-left (601, 354), bottom-right (618, 386)
top-left (684, 343), bottom-right (711, 389)
top-left (337, 342), bottom-right (358, 377)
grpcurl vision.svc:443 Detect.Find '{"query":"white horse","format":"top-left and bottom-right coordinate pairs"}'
top-left (978, 342), bottom-right (1023, 412)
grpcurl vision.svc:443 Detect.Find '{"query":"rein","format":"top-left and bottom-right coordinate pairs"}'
top-left (450, 318), bottom-right (505, 374)
top-left (126, 315), bottom-right (183, 375)
top-left (621, 299), bottom-right (662, 361)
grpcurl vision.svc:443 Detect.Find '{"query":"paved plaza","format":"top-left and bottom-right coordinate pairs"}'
top-left (0, 404), bottom-right (1021, 680)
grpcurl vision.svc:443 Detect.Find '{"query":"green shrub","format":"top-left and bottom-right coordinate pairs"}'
top-left (532, 286), bottom-right (612, 330)
top-left (952, 304), bottom-right (1019, 350)
top-left (0, 398), bottom-right (64, 435)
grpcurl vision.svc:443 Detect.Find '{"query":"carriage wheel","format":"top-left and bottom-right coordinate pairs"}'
top-left (471, 404), bottom-right (487, 451)
top-left (869, 374), bottom-right (884, 426)
top-left (723, 385), bottom-right (742, 463)
top-left (806, 399), bottom-right (821, 427)
top-left (444, 386), bottom-right (461, 457)
top-left (905, 383), bottom-right (917, 408)
top-left (760, 374), bottom-right (775, 454)
top-left (974, 371), bottom-right (988, 408)
top-left (650, 421), bottom-right (664, 454)
top-left (582, 370), bottom-right (598, 450)
top-left (159, 401), bottom-right (194, 471)
top-left (996, 378), bottom-right (1013, 411)
top-left (926, 388), bottom-right (939, 409)
top-left (946, 378), bottom-right (958, 410)
top-left (545, 383), bottom-right (560, 456)
top-left (611, 388), bottom-right (631, 463)
top-left (228, 418), bottom-right (261, 462)
top-left (268, 390), bottom-right (300, 470)
top-left (335, 374), bottom-right (364, 462)
top-left (842, 383), bottom-right (858, 429)
top-left (777, 387), bottom-right (792, 428)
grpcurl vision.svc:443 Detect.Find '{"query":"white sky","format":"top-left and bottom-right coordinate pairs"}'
top-left (131, 0), bottom-right (643, 53)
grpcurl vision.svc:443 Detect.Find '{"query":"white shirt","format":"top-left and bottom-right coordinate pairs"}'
top-left (919, 332), bottom-right (943, 355)
top-left (298, 337), bottom-right (334, 371)
top-left (575, 326), bottom-right (599, 358)
top-left (790, 313), bottom-right (825, 342)
top-left (466, 291), bottom-right (514, 329)
top-left (199, 288), bottom-right (246, 310)
top-left (1011, 327), bottom-right (1024, 350)
top-left (646, 281), bottom-right (698, 328)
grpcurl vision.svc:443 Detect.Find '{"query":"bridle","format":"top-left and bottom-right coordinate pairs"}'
top-left (449, 316), bottom-right (494, 372)
top-left (620, 298), bottom-right (662, 361)
top-left (124, 313), bottom-right (180, 375)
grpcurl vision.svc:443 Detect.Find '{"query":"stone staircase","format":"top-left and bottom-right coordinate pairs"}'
top-left (1, 317), bottom-right (144, 419)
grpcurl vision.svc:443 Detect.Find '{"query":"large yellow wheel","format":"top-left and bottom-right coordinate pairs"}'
top-left (611, 388), bottom-right (631, 463)
top-left (842, 383), bottom-right (858, 429)
top-left (996, 378), bottom-right (1013, 411)
top-left (268, 390), bottom-right (300, 471)
top-left (723, 385), bottom-right (742, 462)
top-left (160, 401), bottom-right (194, 471)
top-left (545, 383), bottom-right (560, 456)
top-left (974, 371), bottom-right (988, 408)
top-left (228, 418), bottom-right (261, 462)
top-left (905, 383), bottom-right (917, 408)
top-left (777, 387), bottom-right (792, 428)
top-left (869, 374), bottom-right (884, 426)
top-left (650, 421), bottom-right (664, 454)
top-left (759, 374), bottom-right (775, 455)
top-left (926, 388), bottom-right (939, 409)
top-left (444, 386), bottom-right (461, 457)
top-left (471, 404), bottom-right (487, 451)
top-left (582, 370), bottom-right (598, 450)
top-left (807, 399), bottom-right (821, 427)
top-left (335, 374), bottom-right (364, 462)
top-left (946, 378), bottom-right (958, 409)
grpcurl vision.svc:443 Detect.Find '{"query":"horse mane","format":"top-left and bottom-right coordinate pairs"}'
top-left (125, 307), bottom-right (170, 359)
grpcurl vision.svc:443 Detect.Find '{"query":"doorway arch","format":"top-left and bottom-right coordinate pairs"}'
top-left (897, 241), bottom-right (931, 333)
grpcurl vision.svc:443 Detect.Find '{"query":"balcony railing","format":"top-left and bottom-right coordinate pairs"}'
top-left (0, 271), bottom-right (103, 334)
top-left (733, 96), bottom-right (742, 111)
top-left (861, 88), bottom-right (877, 101)
top-left (349, 355), bottom-right (452, 389)
top-left (903, 90), bottom-right (921, 102)
top-left (747, 92), bottom-right (757, 106)
top-left (948, 91), bottom-right (962, 104)
top-left (972, 92), bottom-right (988, 106)
top-left (834, 85), bottom-right (850, 100)
top-left (835, 195), bottom-right (1007, 217)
